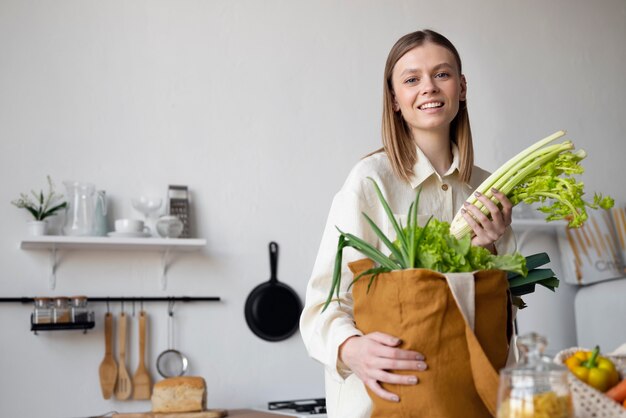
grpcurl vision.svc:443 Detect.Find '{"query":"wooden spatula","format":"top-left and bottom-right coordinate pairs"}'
top-left (98, 312), bottom-right (118, 399)
top-left (115, 312), bottom-right (133, 400)
top-left (133, 310), bottom-right (152, 400)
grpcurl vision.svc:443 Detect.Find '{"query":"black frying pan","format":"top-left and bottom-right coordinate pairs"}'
top-left (245, 242), bottom-right (302, 342)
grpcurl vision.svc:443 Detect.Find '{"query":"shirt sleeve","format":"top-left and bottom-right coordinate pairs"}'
top-left (299, 186), bottom-right (376, 382)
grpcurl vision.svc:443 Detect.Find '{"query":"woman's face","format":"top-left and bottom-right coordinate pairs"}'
top-left (390, 42), bottom-right (466, 139)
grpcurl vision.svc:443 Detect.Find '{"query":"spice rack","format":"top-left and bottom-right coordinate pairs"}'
top-left (0, 296), bottom-right (221, 335)
top-left (30, 312), bottom-right (95, 334)
top-left (19, 236), bottom-right (207, 290)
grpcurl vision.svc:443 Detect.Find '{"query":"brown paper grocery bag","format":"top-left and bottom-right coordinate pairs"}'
top-left (349, 259), bottom-right (512, 418)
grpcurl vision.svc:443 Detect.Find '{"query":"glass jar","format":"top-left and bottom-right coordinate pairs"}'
top-left (33, 297), bottom-right (53, 324)
top-left (70, 296), bottom-right (89, 323)
top-left (52, 297), bottom-right (71, 324)
top-left (497, 333), bottom-right (573, 418)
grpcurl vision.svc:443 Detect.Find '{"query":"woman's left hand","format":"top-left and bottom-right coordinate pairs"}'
top-left (461, 188), bottom-right (512, 252)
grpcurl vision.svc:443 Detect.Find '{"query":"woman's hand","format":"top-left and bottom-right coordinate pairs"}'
top-left (461, 188), bottom-right (512, 252)
top-left (339, 332), bottom-right (427, 402)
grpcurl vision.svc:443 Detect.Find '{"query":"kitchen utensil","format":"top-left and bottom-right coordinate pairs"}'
top-left (93, 190), bottom-right (108, 236)
top-left (132, 196), bottom-right (163, 235)
top-left (63, 181), bottom-right (97, 236)
top-left (244, 242), bottom-right (302, 342)
top-left (167, 185), bottom-right (190, 238)
top-left (133, 311), bottom-right (152, 400)
top-left (156, 303), bottom-right (188, 378)
top-left (115, 312), bottom-right (133, 400)
top-left (156, 215), bottom-right (184, 238)
top-left (98, 312), bottom-right (118, 399)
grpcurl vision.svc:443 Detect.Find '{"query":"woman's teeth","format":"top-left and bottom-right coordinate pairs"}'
top-left (419, 102), bottom-right (443, 110)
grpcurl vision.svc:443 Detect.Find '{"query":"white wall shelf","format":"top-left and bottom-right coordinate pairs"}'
top-left (511, 219), bottom-right (567, 250)
top-left (20, 236), bottom-right (207, 290)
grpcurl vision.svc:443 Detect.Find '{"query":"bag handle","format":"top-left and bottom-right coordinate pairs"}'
top-left (445, 272), bottom-right (499, 417)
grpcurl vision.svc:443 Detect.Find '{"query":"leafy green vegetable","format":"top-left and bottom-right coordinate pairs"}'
top-left (449, 130), bottom-right (614, 239)
top-left (322, 178), bottom-right (534, 311)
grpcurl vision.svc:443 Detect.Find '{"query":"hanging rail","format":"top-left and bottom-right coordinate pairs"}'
top-left (0, 296), bottom-right (220, 304)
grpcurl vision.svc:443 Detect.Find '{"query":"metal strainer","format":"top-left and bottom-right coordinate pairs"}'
top-left (156, 301), bottom-right (188, 378)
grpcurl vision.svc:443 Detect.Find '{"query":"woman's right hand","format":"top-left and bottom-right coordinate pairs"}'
top-left (339, 332), bottom-right (428, 402)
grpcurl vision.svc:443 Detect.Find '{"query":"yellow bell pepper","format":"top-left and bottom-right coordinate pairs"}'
top-left (565, 346), bottom-right (619, 392)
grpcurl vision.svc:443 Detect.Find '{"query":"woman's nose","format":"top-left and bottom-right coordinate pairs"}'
top-left (421, 76), bottom-right (438, 94)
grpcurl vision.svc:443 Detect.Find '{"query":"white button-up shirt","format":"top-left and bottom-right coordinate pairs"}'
top-left (300, 144), bottom-right (515, 418)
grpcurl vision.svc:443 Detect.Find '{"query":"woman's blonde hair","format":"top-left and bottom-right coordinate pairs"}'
top-left (378, 29), bottom-right (474, 184)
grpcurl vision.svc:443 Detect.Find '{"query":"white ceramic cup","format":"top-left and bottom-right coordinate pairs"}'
top-left (115, 219), bottom-right (146, 233)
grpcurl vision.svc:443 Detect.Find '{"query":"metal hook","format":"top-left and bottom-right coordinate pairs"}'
top-left (106, 300), bottom-right (110, 313)
top-left (168, 299), bottom-right (175, 317)
top-left (121, 299), bottom-right (125, 313)
top-left (140, 299), bottom-right (144, 312)
top-left (132, 300), bottom-right (136, 317)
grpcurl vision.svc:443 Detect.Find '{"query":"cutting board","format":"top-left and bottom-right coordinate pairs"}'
top-left (112, 410), bottom-right (227, 418)
top-left (112, 410), bottom-right (291, 418)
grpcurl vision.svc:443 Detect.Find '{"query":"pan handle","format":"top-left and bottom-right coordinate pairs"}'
top-left (269, 241), bottom-right (279, 283)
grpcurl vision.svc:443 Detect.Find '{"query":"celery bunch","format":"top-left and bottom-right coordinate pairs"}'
top-left (449, 130), bottom-right (614, 239)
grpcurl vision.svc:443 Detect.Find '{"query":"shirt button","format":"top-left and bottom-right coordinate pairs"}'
top-left (441, 184), bottom-right (449, 191)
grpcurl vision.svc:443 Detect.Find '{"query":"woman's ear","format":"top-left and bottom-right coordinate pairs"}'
top-left (392, 96), bottom-right (400, 112)
top-left (460, 74), bottom-right (467, 102)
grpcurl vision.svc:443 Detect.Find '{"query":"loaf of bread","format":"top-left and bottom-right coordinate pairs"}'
top-left (151, 376), bottom-right (207, 413)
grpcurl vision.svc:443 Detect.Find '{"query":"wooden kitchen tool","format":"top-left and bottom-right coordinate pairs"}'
top-left (115, 311), bottom-right (133, 400)
top-left (133, 310), bottom-right (152, 400)
top-left (98, 312), bottom-right (118, 399)
top-left (112, 410), bottom-right (228, 418)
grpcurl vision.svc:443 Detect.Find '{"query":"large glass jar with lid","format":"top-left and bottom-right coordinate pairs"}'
top-left (497, 332), bottom-right (573, 418)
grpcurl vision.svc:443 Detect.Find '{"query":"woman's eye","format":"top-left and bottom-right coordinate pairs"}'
top-left (404, 77), bottom-right (418, 84)
top-left (435, 72), bottom-right (450, 79)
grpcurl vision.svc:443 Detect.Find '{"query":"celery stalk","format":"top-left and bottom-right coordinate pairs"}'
top-left (449, 131), bottom-right (613, 239)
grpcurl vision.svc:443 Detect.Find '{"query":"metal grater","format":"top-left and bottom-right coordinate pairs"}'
top-left (167, 185), bottom-right (190, 238)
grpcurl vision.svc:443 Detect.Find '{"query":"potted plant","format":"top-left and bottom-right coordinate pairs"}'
top-left (11, 176), bottom-right (67, 236)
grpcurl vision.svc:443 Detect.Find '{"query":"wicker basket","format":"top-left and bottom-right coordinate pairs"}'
top-left (554, 347), bottom-right (626, 418)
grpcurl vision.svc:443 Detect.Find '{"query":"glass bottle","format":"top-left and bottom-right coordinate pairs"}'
top-left (53, 297), bottom-right (71, 323)
top-left (70, 296), bottom-right (89, 323)
top-left (33, 297), bottom-right (53, 324)
top-left (497, 333), bottom-right (573, 418)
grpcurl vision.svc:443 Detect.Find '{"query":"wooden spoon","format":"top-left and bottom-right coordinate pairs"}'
top-left (115, 312), bottom-right (133, 400)
top-left (98, 312), bottom-right (118, 399)
top-left (132, 310), bottom-right (152, 400)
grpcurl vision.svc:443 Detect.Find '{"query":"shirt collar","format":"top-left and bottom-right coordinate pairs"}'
top-left (409, 142), bottom-right (461, 189)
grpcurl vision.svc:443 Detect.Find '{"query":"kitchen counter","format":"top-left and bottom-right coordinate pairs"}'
top-left (112, 410), bottom-right (299, 418)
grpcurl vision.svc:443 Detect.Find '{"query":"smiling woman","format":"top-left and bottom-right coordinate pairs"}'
top-left (300, 29), bottom-right (517, 418)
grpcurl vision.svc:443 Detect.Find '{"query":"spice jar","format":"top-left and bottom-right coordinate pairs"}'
top-left (497, 333), bottom-right (573, 418)
top-left (33, 297), bottom-right (53, 324)
top-left (70, 296), bottom-right (89, 323)
top-left (52, 297), bottom-right (71, 323)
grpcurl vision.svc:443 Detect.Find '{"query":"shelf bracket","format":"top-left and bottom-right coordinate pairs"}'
top-left (161, 248), bottom-right (171, 291)
top-left (49, 247), bottom-right (58, 290)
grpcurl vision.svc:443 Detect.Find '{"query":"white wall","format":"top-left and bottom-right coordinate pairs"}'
top-left (1, 1), bottom-right (625, 416)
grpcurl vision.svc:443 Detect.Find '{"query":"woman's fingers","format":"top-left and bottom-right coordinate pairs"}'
top-left (462, 189), bottom-right (514, 248)
top-left (339, 332), bottom-right (428, 402)
top-left (365, 379), bottom-right (402, 403)
top-left (490, 188), bottom-right (513, 225)
top-left (368, 332), bottom-right (425, 360)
